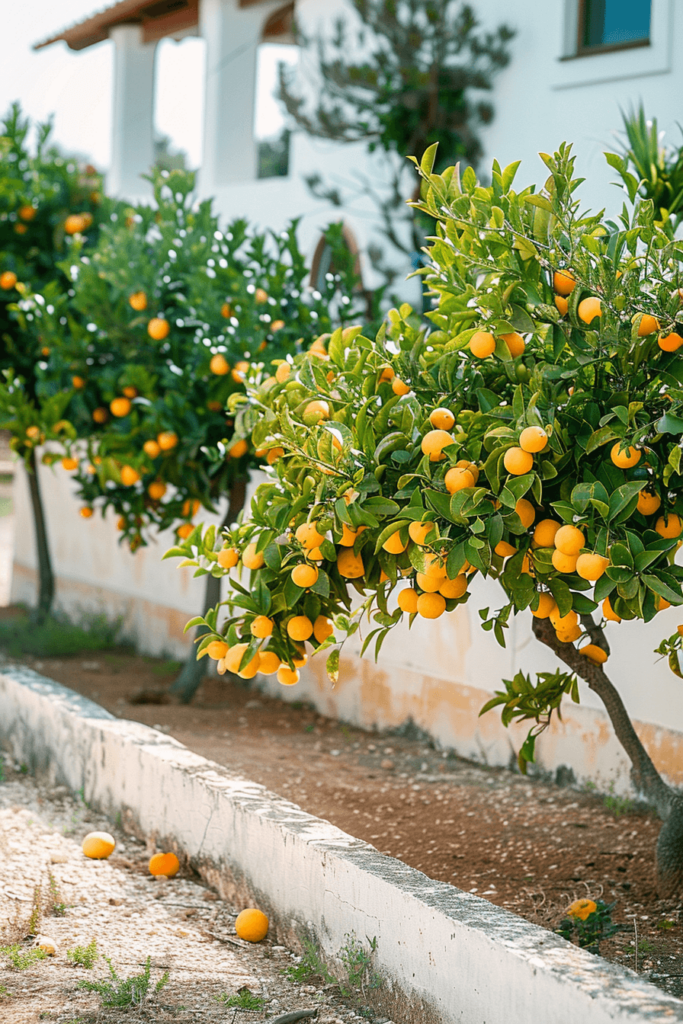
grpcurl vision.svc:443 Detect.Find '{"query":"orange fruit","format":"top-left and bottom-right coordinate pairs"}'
top-left (277, 666), bottom-right (300, 686)
top-left (519, 426), bottom-right (548, 453)
top-left (576, 552), bottom-right (608, 581)
top-left (603, 596), bottom-right (621, 622)
top-left (26, 425), bottom-right (40, 440)
top-left (182, 499), bottom-right (200, 518)
top-left (255, 288), bottom-right (268, 304)
top-left (296, 522), bottom-right (325, 549)
top-left (110, 397), bottom-right (131, 418)
top-left (553, 270), bottom-right (576, 296)
top-left (313, 616), bottom-right (334, 643)
top-left (422, 553), bottom-right (447, 578)
top-left (580, 643), bottom-right (608, 664)
top-left (287, 616), bottom-right (313, 641)
top-left (516, 498), bottom-right (535, 529)
top-left (221, 302), bottom-right (233, 318)
top-left (275, 362), bottom-right (291, 383)
top-left (533, 519), bottom-right (560, 548)
top-left (495, 541), bottom-right (517, 557)
top-left (556, 624), bottom-right (582, 643)
top-left (235, 909), bottom-right (269, 942)
top-left (303, 400), bottom-right (331, 425)
top-left (444, 467), bottom-right (474, 493)
top-left (228, 439), bottom-right (248, 459)
top-left (259, 651), bottom-right (281, 674)
top-left (578, 297), bottom-right (602, 324)
top-left (408, 521), bottom-right (435, 545)
top-left (148, 852), bottom-right (180, 877)
top-left (79, 506), bottom-right (94, 519)
top-left (392, 378), bottom-right (411, 396)
top-left (117, 516), bottom-right (126, 531)
top-left (429, 408), bottom-right (455, 430)
top-left (210, 354), bottom-right (230, 375)
top-left (421, 429), bottom-right (454, 462)
top-left (82, 832), bottom-right (115, 859)
top-left (503, 447), bottom-right (533, 475)
top-left (456, 459), bottom-right (479, 483)
top-left (177, 523), bottom-right (193, 539)
top-left (148, 480), bottom-right (166, 500)
top-left (656, 514), bottom-right (683, 539)
top-left (339, 523), bottom-right (364, 546)
top-left (416, 572), bottom-right (441, 592)
top-left (469, 330), bottom-right (496, 358)
top-left (148, 317), bottom-right (170, 340)
top-left (129, 291), bottom-right (147, 311)
top-left (217, 547), bottom-right (239, 569)
top-left (208, 640), bottom-right (229, 660)
top-left (417, 592), bottom-right (446, 619)
top-left (157, 430), bottom-right (177, 450)
top-left (223, 643), bottom-right (249, 673)
top-left (72, 375), bottom-right (86, 389)
top-left (18, 205), bottom-right (36, 221)
top-left (637, 490), bottom-right (661, 516)
top-left (123, 385), bottom-right (137, 398)
top-left (271, 319), bottom-right (285, 332)
top-left (531, 592), bottom-right (557, 619)
top-left (292, 648), bottom-right (308, 667)
top-left (636, 313), bottom-right (659, 336)
top-left (659, 332), bottom-right (683, 352)
top-left (64, 214), bottom-right (86, 234)
top-left (554, 525), bottom-right (585, 556)
top-left (266, 447), bottom-right (285, 464)
top-left (143, 439), bottom-right (161, 458)
top-left (382, 531), bottom-right (408, 554)
top-left (61, 457), bottom-right (78, 471)
top-left (13, 223), bottom-right (27, 234)
top-left (610, 443), bottom-right (640, 468)
top-left (292, 564), bottom-right (319, 588)
top-left (552, 549), bottom-right (578, 573)
top-left (0, 271), bottom-right (17, 289)
top-left (554, 295), bottom-right (568, 315)
top-left (438, 576), bottom-right (467, 599)
top-left (379, 366), bottom-right (395, 382)
top-left (92, 407), bottom-right (108, 424)
top-left (500, 332), bottom-right (525, 357)
top-left (549, 607), bottom-right (578, 631)
top-left (120, 465), bottom-right (140, 486)
top-left (251, 615), bottom-right (274, 638)
top-left (337, 547), bottom-right (365, 578)
top-left (243, 543), bottom-right (265, 569)
top-left (398, 589), bottom-right (419, 613)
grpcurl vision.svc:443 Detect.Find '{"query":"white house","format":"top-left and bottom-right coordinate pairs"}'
top-left (15, 0), bottom-right (683, 795)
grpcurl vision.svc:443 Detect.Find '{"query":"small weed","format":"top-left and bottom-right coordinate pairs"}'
top-left (28, 885), bottom-right (42, 934)
top-left (67, 940), bottom-right (98, 968)
top-left (77, 956), bottom-right (169, 1007)
top-left (216, 989), bottom-right (265, 1009)
top-left (304, 724), bottom-right (315, 733)
top-left (0, 985), bottom-right (10, 997)
top-left (338, 933), bottom-right (382, 999)
top-left (0, 611), bottom-right (122, 658)
top-left (658, 919), bottom-right (676, 930)
top-left (19, 764), bottom-right (28, 775)
top-left (638, 937), bottom-right (655, 954)
top-left (284, 939), bottom-right (335, 984)
top-left (603, 784), bottom-right (634, 818)
top-left (0, 944), bottom-right (47, 970)
top-left (47, 873), bottom-right (68, 917)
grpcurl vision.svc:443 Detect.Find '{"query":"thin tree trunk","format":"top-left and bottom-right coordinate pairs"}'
top-left (169, 478), bottom-right (246, 705)
top-left (532, 614), bottom-right (683, 895)
top-left (26, 447), bottom-right (54, 624)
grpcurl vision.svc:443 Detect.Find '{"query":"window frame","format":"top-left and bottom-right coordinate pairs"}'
top-left (574, 0), bottom-right (651, 58)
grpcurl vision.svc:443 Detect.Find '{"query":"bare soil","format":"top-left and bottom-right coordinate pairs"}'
top-left (9, 640), bottom-right (683, 1000)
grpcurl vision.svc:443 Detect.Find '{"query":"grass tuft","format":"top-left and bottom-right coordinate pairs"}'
top-left (77, 955), bottom-right (168, 1007)
top-left (0, 609), bottom-right (123, 658)
top-left (67, 940), bottom-right (98, 969)
top-left (215, 989), bottom-right (265, 1009)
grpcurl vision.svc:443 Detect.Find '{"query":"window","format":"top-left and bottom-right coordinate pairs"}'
top-left (578, 0), bottom-right (651, 54)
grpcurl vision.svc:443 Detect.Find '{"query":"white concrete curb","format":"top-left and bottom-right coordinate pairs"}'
top-left (1, 665), bottom-right (680, 1024)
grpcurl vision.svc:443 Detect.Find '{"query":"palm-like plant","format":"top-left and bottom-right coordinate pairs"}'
top-left (621, 105), bottom-right (683, 230)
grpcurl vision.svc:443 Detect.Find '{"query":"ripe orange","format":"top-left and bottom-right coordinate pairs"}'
top-left (224, 643), bottom-right (249, 673)
top-left (208, 640), bottom-right (229, 660)
top-left (292, 564), bottom-right (319, 588)
top-left (636, 313), bottom-right (659, 336)
top-left (444, 466), bottom-right (474, 493)
top-left (292, 648), bottom-right (308, 667)
top-left (495, 541), bottom-right (517, 558)
top-left (337, 547), bottom-right (365, 578)
top-left (610, 443), bottom-right (640, 468)
top-left (275, 362), bottom-right (291, 383)
top-left (382, 530), bottom-right (408, 554)
top-left (417, 592), bottom-right (446, 619)
top-left (429, 408), bottom-right (455, 430)
top-left (120, 465), bottom-right (140, 486)
top-left (259, 651), bottom-right (281, 674)
top-left (210, 353), bottom-right (230, 375)
top-left (117, 516), bottom-right (126, 531)
top-left (110, 397), bottom-right (131, 418)
top-left (26, 425), bottom-right (40, 440)
top-left (422, 553), bottom-right (447, 578)
top-left (61, 457), bottom-right (78, 471)
top-left (655, 514), bottom-right (683, 539)
top-left (531, 592), bottom-right (557, 619)
top-left (255, 288), bottom-right (268, 304)
top-left (182, 499), bottom-right (200, 518)
top-left (217, 547), bottom-right (239, 569)
top-left (0, 271), bottom-right (17, 289)
top-left (519, 426), bottom-right (547, 453)
top-left (637, 490), bottom-right (661, 516)
top-left (392, 378), bottom-right (411, 396)
top-left (82, 832), bottom-right (115, 859)
top-left (313, 616), bottom-right (334, 643)
top-left (79, 506), bottom-right (93, 519)
top-left (421, 429), bottom-right (454, 462)
top-left (303, 400), bottom-right (331, 424)
top-left (602, 596), bottom-right (621, 622)
top-left (556, 623), bottom-right (582, 643)
top-left (296, 522), bottom-right (325, 549)
top-left (228, 439), bottom-right (248, 459)
top-left (379, 366), bottom-right (395, 382)
top-left (221, 302), bottom-right (233, 318)
top-left (553, 270), bottom-right (576, 296)
top-left (580, 643), bottom-right (608, 665)
top-left (235, 908), bottom-right (269, 942)
top-left (659, 332), bottom-right (683, 352)
top-left (549, 607), bottom-right (578, 631)
top-left (251, 615), bottom-right (274, 638)
top-left (13, 223), bottom-right (27, 234)
top-left (515, 498), bottom-right (535, 529)
top-left (500, 332), bottom-right (525, 357)
top-left (576, 552), bottom-right (609, 581)
top-left (148, 317), bottom-right (170, 340)
top-left (64, 214), bottom-right (86, 234)
top-left (554, 295), bottom-right (568, 315)
top-left (18, 204), bottom-right (36, 221)
top-left (533, 519), bottom-right (561, 548)
top-left (148, 853), bottom-right (180, 877)
top-left (408, 521), bottom-right (435, 545)
top-left (129, 291), bottom-right (147, 311)
top-left (72, 375), bottom-right (86, 389)
top-left (438, 576), bottom-right (467, 599)
top-left (503, 447), bottom-right (533, 475)
top-left (337, 522), bottom-right (361, 546)
top-left (578, 297), bottom-right (602, 324)
top-left (554, 524), bottom-right (585, 556)
top-left (416, 572), bottom-right (441, 592)
top-left (287, 615), bottom-right (313, 641)
top-left (144, 439), bottom-right (161, 458)
top-left (552, 549), bottom-right (578, 574)
top-left (398, 588), bottom-right (419, 613)
top-left (271, 319), bottom-right (285, 331)
top-left (277, 665), bottom-right (300, 686)
top-left (456, 459), bottom-right (479, 483)
top-left (148, 480), bottom-right (166, 500)
top-left (177, 523), bottom-right (194, 539)
top-left (469, 330), bottom-right (496, 358)
top-left (243, 543), bottom-right (265, 569)
top-left (92, 407), bottom-right (108, 424)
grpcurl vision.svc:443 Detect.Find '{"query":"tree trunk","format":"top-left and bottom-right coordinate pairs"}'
top-left (169, 478), bottom-right (246, 704)
top-left (532, 614), bottom-right (683, 895)
top-left (26, 447), bottom-right (55, 624)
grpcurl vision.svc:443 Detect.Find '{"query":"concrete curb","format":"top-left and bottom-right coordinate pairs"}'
top-left (1, 665), bottom-right (680, 1024)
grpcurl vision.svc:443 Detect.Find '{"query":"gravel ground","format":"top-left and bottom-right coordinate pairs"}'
top-left (0, 762), bottom-right (392, 1024)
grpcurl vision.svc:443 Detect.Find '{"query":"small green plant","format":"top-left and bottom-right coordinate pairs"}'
top-left (215, 989), bottom-right (265, 1010)
top-left (638, 937), bottom-right (655, 954)
top-left (47, 873), bottom-right (68, 917)
top-left (0, 985), bottom-right (10, 997)
top-left (28, 885), bottom-right (42, 934)
top-left (338, 933), bottom-right (382, 999)
top-left (77, 956), bottom-right (169, 1007)
top-left (557, 899), bottom-right (618, 953)
top-left (284, 939), bottom-right (335, 984)
top-left (657, 919), bottom-right (676, 930)
top-left (602, 783), bottom-right (634, 818)
top-left (0, 611), bottom-right (121, 658)
top-left (67, 940), bottom-right (98, 969)
top-left (0, 944), bottom-right (47, 970)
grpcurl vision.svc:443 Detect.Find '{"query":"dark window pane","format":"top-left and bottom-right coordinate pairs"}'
top-left (583, 0), bottom-right (651, 48)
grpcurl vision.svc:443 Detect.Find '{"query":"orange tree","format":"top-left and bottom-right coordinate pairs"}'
top-left (27, 168), bottom-right (364, 699)
top-left (168, 142), bottom-right (683, 893)
top-left (0, 103), bottom-right (104, 620)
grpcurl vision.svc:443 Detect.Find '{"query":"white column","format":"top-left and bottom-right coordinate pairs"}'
top-left (107, 24), bottom-right (157, 201)
top-left (198, 0), bottom-right (280, 194)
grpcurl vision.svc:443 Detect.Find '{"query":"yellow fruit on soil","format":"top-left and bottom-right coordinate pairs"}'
top-left (296, 522), bottom-right (326, 549)
top-left (157, 431), bottom-right (178, 450)
top-left (504, 447), bottom-right (533, 475)
top-left (531, 592), bottom-right (557, 619)
top-left (581, 644), bottom-right (608, 664)
top-left (291, 563), bottom-right (319, 588)
top-left (576, 553), bottom-right (609, 581)
top-left (659, 332), bottom-right (683, 352)
top-left (398, 588), bottom-right (419, 614)
top-left (416, 572), bottom-right (441, 592)
top-left (243, 543), bottom-right (265, 570)
top-left (533, 519), bottom-right (561, 548)
top-left (235, 908), bottom-right (269, 942)
top-left (129, 291), bottom-right (147, 311)
top-left (148, 317), bottom-right (170, 340)
top-left (36, 937), bottom-right (56, 955)
top-left (554, 295), bottom-right (568, 315)
top-left (259, 651), bottom-right (281, 674)
top-left (421, 429), bottom-right (454, 462)
top-left (275, 362), bottom-right (291, 383)
top-left (552, 549), bottom-right (578, 573)
top-left (277, 666), bottom-right (300, 686)
top-left (637, 490), bottom-right (661, 515)
top-left (554, 524), bottom-right (585, 556)
top-left (469, 330), bottom-right (496, 358)
top-left (408, 521), bottom-right (435, 545)
top-left (501, 332), bottom-right (525, 357)
top-left (149, 853), bottom-right (180, 877)
top-left (143, 439), bottom-right (161, 459)
top-left (313, 616), bottom-right (334, 643)
top-left (72, 375), bottom-right (86, 389)
top-left (303, 400), bottom-right (330, 424)
top-left (610, 443), bottom-right (640, 468)
top-left (417, 592), bottom-right (446, 619)
top-left (603, 596), bottom-right (621, 622)
top-left (578, 297), bottom-right (602, 324)
top-left (382, 531), bottom-right (408, 554)
top-left (519, 426), bottom-right (548, 453)
top-left (495, 541), bottom-right (517, 558)
top-left (445, 466), bottom-right (474, 493)
top-left (287, 615), bottom-right (313, 641)
top-left (438, 576), bottom-right (467, 599)
top-left (567, 899), bottom-right (597, 921)
top-left (429, 408), bottom-right (455, 430)
top-left (217, 547), bottom-right (239, 569)
top-left (636, 313), bottom-right (660, 336)
top-left (516, 498), bottom-right (535, 529)
top-left (392, 377), bottom-right (411, 396)
top-left (0, 271), bottom-right (17, 289)
top-left (553, 270), bottom-right (576, 296)
top-left (337, 547), bottom-right (365, 578)
top-left (656, 514), bottom-right (683, 539)
top-left (208, 640), bottom-right (229, 660)
top-left (251, 616), bottom-right (274, 638)
top-left (82, 832), bottom-right (116, 859)
top-left (210, 353), bottom-right (230, 375)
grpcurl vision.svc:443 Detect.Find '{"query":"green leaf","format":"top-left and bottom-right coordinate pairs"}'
top-left (656, 413), bottom-right (683, 435)
top-left (326, 648), bottom-right (340, 684)
top-left (608, 481), bottom-right (645, 522)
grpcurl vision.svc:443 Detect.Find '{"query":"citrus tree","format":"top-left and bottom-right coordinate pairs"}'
top-left (26, 168), bottom-right (365, 699)
top-left (169, 143), bottom-right (683, 894)
top-left (0, 102), bottom-right (104, 620)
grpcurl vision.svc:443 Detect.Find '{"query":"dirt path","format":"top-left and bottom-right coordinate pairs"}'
top-left (10, 647), bottom-right (683, 999)
top-left (0, 765), bottom-right (392, 1024)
